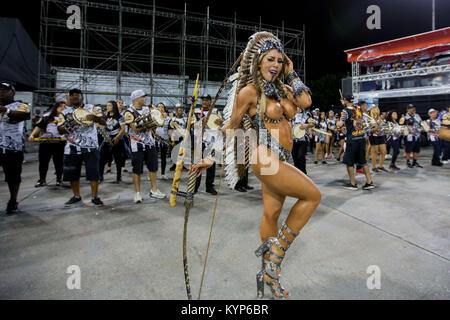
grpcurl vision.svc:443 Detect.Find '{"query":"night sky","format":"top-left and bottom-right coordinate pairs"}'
top-left (4, 0), bottom-right (450, 83)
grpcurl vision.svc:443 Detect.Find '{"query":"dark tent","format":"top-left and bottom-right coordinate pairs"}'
top-left (0, 17), bottom-right (49, 88)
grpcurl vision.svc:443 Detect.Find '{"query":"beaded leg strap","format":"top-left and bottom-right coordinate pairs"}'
top-left (265, 221), bottom-right (298, 279)
top-left (278, 221), bottom-right (298, 249)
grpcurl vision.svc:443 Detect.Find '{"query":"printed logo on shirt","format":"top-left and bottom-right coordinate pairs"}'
top-left (352, 107), bottom-right (365, 136)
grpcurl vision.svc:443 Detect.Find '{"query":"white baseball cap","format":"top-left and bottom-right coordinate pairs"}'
top-left (130, 89), bottom-right (147, 101)
top-left (428, 108), bottom-right (437, 115)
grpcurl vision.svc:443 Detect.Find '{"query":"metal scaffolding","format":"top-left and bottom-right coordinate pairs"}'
top-left (38, 0), bottom-right (306, 106)
top-left (351, 62), bottom-right (450, 101)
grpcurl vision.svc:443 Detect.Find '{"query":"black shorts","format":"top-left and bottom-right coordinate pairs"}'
top-left (330, 132), bottom-right (337, 140)
top-left (63, 149), bottom-right (100, 182)
top-left (338, 134), bottom-right (346, 141)
top-left (343, 138), bottom-right (367, 167)
top-left (405, 139), bottom-right (421, 153)
top-left (369, 136), bottom-right (386, 145)
top-left (131, 144), bottom-right (158, 174)
top-left (0, 149), bottom-right (24, 184)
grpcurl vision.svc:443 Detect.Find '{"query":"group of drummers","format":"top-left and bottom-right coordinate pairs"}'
top-left (0, 82), bottom-right (233, 214)
top-left (291, 97), bottom-right (450, 190)
top-left (1, 80), bottom-right (450, 213)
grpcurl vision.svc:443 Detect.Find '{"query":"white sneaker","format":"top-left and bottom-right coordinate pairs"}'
top-left (150, 189), bottom-right (166, 199)
top-left (160, 174), bottom-right (168, 180)
top-left (442, 160), bottom-right (449, 164)
top-left (385, 154), bottom-right (392, 159)
top-left (134, 192), bottom-right (143, 203)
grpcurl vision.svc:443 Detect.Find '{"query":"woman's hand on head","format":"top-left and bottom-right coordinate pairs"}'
top-left (283, 54), bottom-right (294, 75)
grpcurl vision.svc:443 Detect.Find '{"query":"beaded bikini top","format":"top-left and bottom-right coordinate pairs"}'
top-left (251, 104), bottom-right (292, 162)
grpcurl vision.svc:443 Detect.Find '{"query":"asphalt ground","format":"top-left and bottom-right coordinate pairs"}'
top-left (0, 145), bottom-right (449, 299)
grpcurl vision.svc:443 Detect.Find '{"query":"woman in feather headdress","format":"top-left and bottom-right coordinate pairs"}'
top-left (194, 32), bottom-right (321, 299)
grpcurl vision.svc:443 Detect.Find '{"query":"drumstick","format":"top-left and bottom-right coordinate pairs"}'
top-left (339, 89), bottom-right (343, 100)
top-left (32, 138), bottom-right (67, 142)
top-left (312, 128), bottom-right (332, 136)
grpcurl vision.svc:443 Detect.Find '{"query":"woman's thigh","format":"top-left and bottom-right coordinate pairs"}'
top-left (252, 146), bottom-right (320, 201)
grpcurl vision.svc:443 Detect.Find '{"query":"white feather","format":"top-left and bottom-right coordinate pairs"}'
top-left (222, 72), bottom-right (241, 189)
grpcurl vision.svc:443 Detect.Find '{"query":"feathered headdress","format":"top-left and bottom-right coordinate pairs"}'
top-left (222, 32), bottom-right (284, 189)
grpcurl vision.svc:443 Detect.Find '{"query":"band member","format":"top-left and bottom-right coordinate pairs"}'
top-left (404, 104), bottom-right (423, 168)
top-left (356, 102), bottom-right (370, 174)
top-left (361, 102), bottom-right (371, 163)
top-left (28, 101), bottom-right (66, 187)
top-left (336, 115), bottom-right (346, 162)
top-left (291, 107), bottom-right (314, 174)
top-left (169, 104), bottom-right (188, 171)
top-left (127, 90), bottom-right (165, 203)
top-left (368, 106), bottom-right (388, 172)
top-left (58, 89), bottom-right (105, 207)
top-left (31, 109), bottom-right (41, 128)
top-left (195, 94), bottom-right (220, 195)
top-left (385, 110), bottom-right (401, 170)
top-left (99, 100), bottom-right (126, 182)
top-left (118, 98), bottom-right (131, 172)
top-left (325, 110), bottom-right (336, 159)
top-left (438, 106), bottom-right (450, 163)
top-left (309, 108), bottom-right (319, 154)
top-left (94, 105), bottom-right (112, 174)
top-left (194, 32), bottom-right (321, 299)
top-left (314, 111), bottom-right (328, 164)
top-left (234, 167), bottom-right (254, 192)
top-left (155, 102), bottom-right (171, 180)
top-left (0, 82), bottom-right (31, 214)
top-left (337, 98), bottom-right (375, 190)
top-left (427, 108), bottom-right (443, 166)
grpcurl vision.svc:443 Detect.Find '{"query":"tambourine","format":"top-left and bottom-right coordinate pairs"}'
top-left (293, 124), bottom-right (306, 139)
top-left (123, 110), bottom-right (135, 124)
top-left (0, 103), bottom-right (30, 121)
top-left (17, 104), bottom-right (31, 113)
top-left (151, 108), bottom-right (165, 126)
top-left (442, 113), bottom-right (450, 126)
top-left (72, 108), bottom-right (93, 125)
top-left (57, 108), bottom-right (93, 133)
top-left (206, 113), bottom-right (223, 130)
top-left (420, 121), bottom-right (430, 132)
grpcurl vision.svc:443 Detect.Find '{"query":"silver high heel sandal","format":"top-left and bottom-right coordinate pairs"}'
top-left (255, 221), bottom-right (298, 299)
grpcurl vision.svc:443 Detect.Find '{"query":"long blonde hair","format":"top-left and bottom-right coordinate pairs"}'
top-left (369, 106), bottom-right (380, 120)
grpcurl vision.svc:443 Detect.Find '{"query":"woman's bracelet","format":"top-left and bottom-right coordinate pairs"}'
top-left (286, 70), bottom-right (311, 97)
